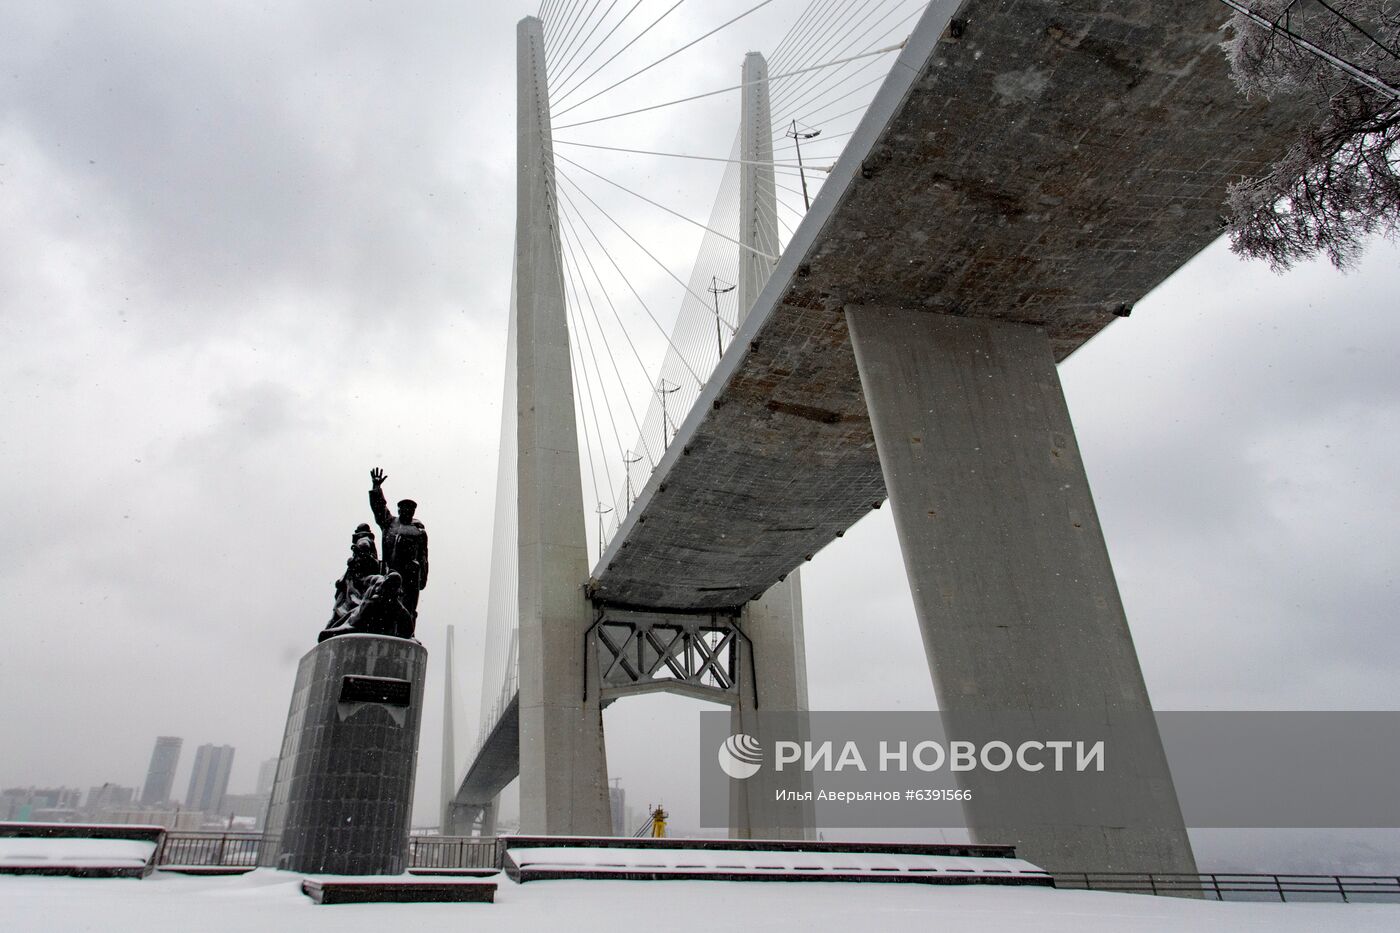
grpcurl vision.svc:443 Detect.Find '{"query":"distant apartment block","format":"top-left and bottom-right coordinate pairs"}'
top-left (609, 781), bottom-right (627, 837)
top-left (140, 736), bottom-right (183, 805)
top-left (185, 743), bottom-right (236, 813)
top-left (219, 792), bottom-right (270, 830)
top-left (255, 756), bottom-right (279, 797)
top-left (1, 786), bottom-right (84, 822)
top-left (85, 783), bottom-right (136, 813)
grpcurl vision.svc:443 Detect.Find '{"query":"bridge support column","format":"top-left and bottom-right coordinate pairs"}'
top-left (727, 50), bottom-right (813, 842)
top-left (444, 799), bottom-right (497, 838)
top-left (845, 306), bottom-right (1196, 875)
top-left (514, 15), bottom-right (611, 837)
top-left (730, 570), bottom-right (815, 840)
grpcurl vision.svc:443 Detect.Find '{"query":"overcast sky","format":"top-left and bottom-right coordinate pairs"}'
top-left (2, 0), bottom-right (1397, 869)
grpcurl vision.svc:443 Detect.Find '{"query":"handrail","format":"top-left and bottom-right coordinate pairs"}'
top-left (1054, 871), bottom-right (1400, 902)
top-left (146, 834), bottom-right (1400, 900)
top-left (153, 831), bottom-right (500, 870)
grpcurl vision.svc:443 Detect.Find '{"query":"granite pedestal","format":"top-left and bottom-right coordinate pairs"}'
top-left (261, 634), bottom-right (427, 874)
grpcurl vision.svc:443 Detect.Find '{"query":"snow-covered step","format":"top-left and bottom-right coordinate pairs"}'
top-left (0, 822), bottom-right (165, 879)
top-left (501, 836), bottom-right (1051, 886)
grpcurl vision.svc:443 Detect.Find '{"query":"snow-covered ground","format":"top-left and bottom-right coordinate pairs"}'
top-left (3, 869), bottom-right (1398, 932)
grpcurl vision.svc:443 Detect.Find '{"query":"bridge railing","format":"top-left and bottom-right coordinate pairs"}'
top-left (157, 832), bottom-right (266, 867)
top-left (406, 835), bottom-right (500, 869)
top-left (154, 832), bottom-right (500, 870)
top-left (147, 838), bottom-right (1400, 900)
top-left (1053, 872), bottom-right (1400, 902)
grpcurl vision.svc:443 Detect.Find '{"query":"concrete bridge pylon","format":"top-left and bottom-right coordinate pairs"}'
top-left (846, 307), bottom-right (1198, 874)
top-left (513, 14), bottom-right (611, 837)
top-left (729, 51), bottom-right (814, 842)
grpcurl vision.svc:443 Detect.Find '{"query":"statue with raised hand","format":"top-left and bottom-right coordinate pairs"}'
top-left (368, 467), bottom-right (429, 620)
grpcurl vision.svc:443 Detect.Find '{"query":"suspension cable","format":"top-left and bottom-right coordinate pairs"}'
top-left (554, 0), bottom-right (780, 117)
top-left (553, 139), bottom-right (831, 173)
top-left (553, 0), bottom-right (689, 107)
top-left (561, 245), bottom-right (629, 486)
top-left (558, 211), bottom-right (658, 469)
top-left (553, 42), bottom-right (904, 129)
top-left (554, 180), bottom-right (706, 386)
top-left (550, 0), bottom-right (650, 103)
top-left (556, 165), bottom-right (745, 336)
top-left (551, 0), bottom-right (622, 89)
top-left (553, 150), bottom-right (781, 261)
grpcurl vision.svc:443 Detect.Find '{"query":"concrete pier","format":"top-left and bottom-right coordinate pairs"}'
top-left (728, 51), bottom-right (813, 841)
top-left (261, 634), bottom-right (426, 874)
top-left (730, 570), bottom-right (815, 839)
top-left (513, 15), bottom-right (611, 836)
top-left (845, 306), bottom-right (1196, 874)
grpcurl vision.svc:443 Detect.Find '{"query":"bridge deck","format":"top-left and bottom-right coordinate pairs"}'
top-left (589, 0), bottom-right (1309, 611)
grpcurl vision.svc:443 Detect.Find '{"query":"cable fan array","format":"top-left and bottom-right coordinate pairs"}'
top-left (539, 0), bottom-right (930, 554)
top-left (474, 0), bottom-right (931, 754)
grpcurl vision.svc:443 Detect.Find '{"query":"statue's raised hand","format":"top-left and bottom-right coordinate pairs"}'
top-left (370, 467), bottom-right (387, 488)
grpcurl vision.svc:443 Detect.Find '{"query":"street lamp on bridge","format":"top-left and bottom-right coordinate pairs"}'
top-left (786, 120), bottom-right (822, 210)
top-left (707, 276), bottom-right (736, 359)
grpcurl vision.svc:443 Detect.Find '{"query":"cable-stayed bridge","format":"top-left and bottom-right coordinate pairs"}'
top-left (444, 0), bottom-right (1310, 873)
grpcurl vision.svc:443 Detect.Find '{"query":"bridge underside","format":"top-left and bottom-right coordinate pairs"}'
top-left (591, 0), bottom-right (1309, 612)
top-left (450, 693), bottom-right (518, 830)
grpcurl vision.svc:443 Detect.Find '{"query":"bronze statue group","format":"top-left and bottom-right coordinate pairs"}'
top-left (319, 468), bottom-right (429, 642)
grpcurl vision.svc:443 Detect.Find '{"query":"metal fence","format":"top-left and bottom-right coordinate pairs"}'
top-left (154, 832), bottom-right (500, 870)
top-left (406, 835), bottom-right (500, 869)
top-left (1054, 872), bottom-right (1400, 903)
top-left (157, 832), bottom-right (266, 867)
top-left (148, 838), bottom-right (1400, 902)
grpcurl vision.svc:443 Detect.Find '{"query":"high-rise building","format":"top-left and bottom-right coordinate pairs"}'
top-left (86, 783), bottom-right (136, 813)
top-left (608, 780), bottom-right (627, 836)
top-left (255, 756), bottom-right (279, 797)
top-left (140, 736), bottom-right (183, 805)
top-left (185, 744), bottom-right (236, 813)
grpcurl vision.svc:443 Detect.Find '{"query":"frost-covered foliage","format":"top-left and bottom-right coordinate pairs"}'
top-left (1223, 1), bottom-right (1400, 270)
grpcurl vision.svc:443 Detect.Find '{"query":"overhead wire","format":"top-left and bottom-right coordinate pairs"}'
top-left (557, 206), bottom-right (664, 465)
top-left (767, 0), bottom-right (847, 74)
top-left (769, 0), bottom-right (887, 85)
top-left (553, 0), bottom-right (781, 118)
top-left (768, 0), bottom-right (900, 105)
top-left (555, 180), bottom-right (707, 386)
top-left (558, 211), bottom-right (655, 472)
top-left (770, 0), bottom-right (928, 128)
top-left (553, 0), bottom-right (609, 66)
top-left (552, 42), bottom-right (903, 129)
top-left (769, 0), bottom-right (918, 117)
top-left (778, 71), bottom-right (888, 133)
top-left (550, 0), bottom-right (651, 101)
top-left (562, 274), bottom-right (626, 508)
top-left (553, 138), bottom-right (828, 172)
top-left (557, 240), bottom-right (608, 543)
top-left (551, 0), bottom-right (623, 88)
top-left (546, 0), bottom-right (592, 61)
top-left (553, 0), bottom-right (690, 107)
top-left (553, 149), bottom-right (780, 262)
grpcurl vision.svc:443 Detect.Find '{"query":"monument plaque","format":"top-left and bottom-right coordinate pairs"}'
top-left (261, 635), bottom-right (427, 874)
